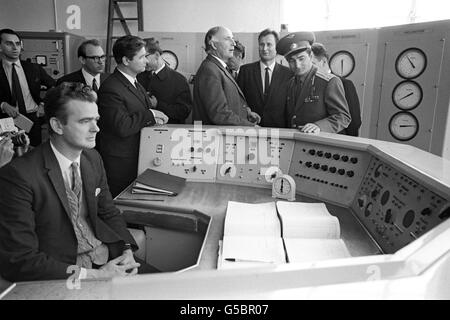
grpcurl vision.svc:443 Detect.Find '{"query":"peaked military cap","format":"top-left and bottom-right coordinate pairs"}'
top-left (276, 31), bottom-right (316, 58)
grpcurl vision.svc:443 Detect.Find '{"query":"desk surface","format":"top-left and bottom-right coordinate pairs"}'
top-left (5, 182), bottom-right (379, 300)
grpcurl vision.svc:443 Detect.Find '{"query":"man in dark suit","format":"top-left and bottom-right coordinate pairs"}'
top-left (237, 29), bottom-right (293, 128)
top-left (193, 26), bottom-right (260, 126)
top-left (277, 32), bottom-right (351, 134)
top-left (97, 35), bottom-right (168, 197)
top-left (0, 82), bottom-right (159, 282)
top-left (137, 38), bottom-right (192, 124)
top-left (311, 42), bottom-right (362, 136)
top-left (56, 39), bottom-right (109, 91)
top-left (0, 28), bottom-right (55, 146)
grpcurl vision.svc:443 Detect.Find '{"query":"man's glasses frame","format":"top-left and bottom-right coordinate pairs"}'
top-left (85, 55), bottom-right (106, 63)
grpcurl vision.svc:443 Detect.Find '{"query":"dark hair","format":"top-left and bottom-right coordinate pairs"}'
top-left (112, 35), bottom-right (145, 64)
top-left (233, 40), bottom-right (245, 59)
top-left (311, 42), bottom-right (329, 61)
top-left (204, 26), bottom-right (221, 53)
top-left (258, 28), bottom-right (279, 43)
top-left (77, 39), bottom-right (102, 57)
top-left (44, 82), bottom-right (97, 134)
top-left (0, 28), bottom-right (21, 42)
top-left (144, 37), bottom-right (163, 55)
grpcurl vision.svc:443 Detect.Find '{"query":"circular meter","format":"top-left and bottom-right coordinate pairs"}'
top-left (392, 80), bottom-right (423, 111)
top-left (389, 112), bottom-right (419, 141)
top-left (329, 50), bottom-right (355, 78)
top-left (395, 48), bottom-right (427, 79)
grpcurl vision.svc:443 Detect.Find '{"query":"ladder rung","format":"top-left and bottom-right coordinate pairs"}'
top-left (112, 17), bottom-right (138, 20)
top-left (114, 0), bottom-right (139, 3)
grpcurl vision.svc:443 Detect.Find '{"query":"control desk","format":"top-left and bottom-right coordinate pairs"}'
top-left (5, 125), bottom-right (450, 299)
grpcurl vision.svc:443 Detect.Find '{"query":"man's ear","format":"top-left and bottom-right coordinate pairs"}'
top-left (78, 56), bottom-right (85, 66)
top-left (210, 39), bottom-right (217, 50)
top-left (49, 117), bottom-right (64, 135)
top-left (122, 55), bottom-right (129, 66)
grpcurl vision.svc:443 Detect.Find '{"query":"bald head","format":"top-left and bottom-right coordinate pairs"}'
top-left (204, 26), bottom-right (235, 61)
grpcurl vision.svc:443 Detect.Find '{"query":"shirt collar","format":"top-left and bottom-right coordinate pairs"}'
top-left (154, 64), bottom-right (165, 75)
top-left (2, 59), bottom-right (21, 69)
top-left (210, 54), bottom-right (228, 69)
top-left (260, 60), bottom-right (276, 72)
top-left (81, 68), bottom-right (100, 85)
top-left (50, 141), bottom-right (81, 172)
top-left (117, 68), bottom-right (137, 87)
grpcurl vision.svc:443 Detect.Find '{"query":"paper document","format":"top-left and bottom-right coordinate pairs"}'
top-left (14, 113), bottom-right (34, 133)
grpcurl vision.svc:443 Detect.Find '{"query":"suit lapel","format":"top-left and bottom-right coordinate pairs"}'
top-left (80, 152), bottom-right (97, 227)
top-left (207, 55), bottom-right (246, 100)
top-left (21, 60), bottom-right (35, 90)
top-left (253, 62), bottom-right (264, 102)
top-left (43, 142), bottom-right (72, 219)
top-left (78, 70), bottom-right (87, 84)
top-left (0, 62), bottom-right (12, 101)
top-left (113, 69), bottom-right (148, 107)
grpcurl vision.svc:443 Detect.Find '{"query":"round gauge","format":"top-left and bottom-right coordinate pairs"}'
top-left (389, 112), bottom-right (419, 141)
top-left (161, 50), bottom-right (179, 70)
top-left (272, 174), bottom-right (296, 201)
top-left (395, 48), bottom-right (427, 79)
top-left (263, 166), bottom-right (282, 183)
top-left (329, 50), bottom-right (355, 78)
top-left (219, 163), bottom-right (236, 178)
top-left (392, 80), bottom-right (423, 110)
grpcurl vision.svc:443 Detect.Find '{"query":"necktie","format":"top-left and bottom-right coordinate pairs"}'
top-left (11, 63), bottom-right (27, 114)
top-left (92, 78), bottom-right (99, 92)
top-left (71, 162), bottom-right (82, 201)
top-left (264, 67), bottom-right (270, 100)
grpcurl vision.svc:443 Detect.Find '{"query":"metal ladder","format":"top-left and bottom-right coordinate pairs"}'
top-left (105, 0), bottom-right (144, 73)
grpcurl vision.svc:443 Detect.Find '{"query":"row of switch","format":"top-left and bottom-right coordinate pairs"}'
top-left (294, 174), bottom-right (349, 189)
top-left (304, 149), bottom-right (358, 163)
top-left (303, 161), bottom-right (355, 177)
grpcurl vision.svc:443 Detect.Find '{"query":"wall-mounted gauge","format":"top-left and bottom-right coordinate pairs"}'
top-left (392, 80), bottom-right (423, 110)
top-left (389, 112), bottom-right (419, 141)
top-left (329, 50), bottom-right (355, 78)
top-left (161, 50), bottom-right (179, 70)
top-left (395, 48), bottom-right (427, 79)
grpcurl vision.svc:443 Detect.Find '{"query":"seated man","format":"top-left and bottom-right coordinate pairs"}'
top-left (0, 82), bottom-right (158, 282)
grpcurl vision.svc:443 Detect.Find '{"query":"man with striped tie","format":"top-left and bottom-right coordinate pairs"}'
top-left (0, 82), bottom-right (159, 281)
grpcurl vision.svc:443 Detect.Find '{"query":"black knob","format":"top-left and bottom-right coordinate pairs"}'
top-left (371, 189), bottom-right (379, 199)
top-left (313, 163), bottom-right (320, 169)
top-left (317, 151), bottom-right (324, 157)
top-left (309, 149), bottom-right (316, 155)
top-left (346, 170), bottom-right (354, 177)
top-left (329, 167), bottom-right (337, 173)
top-left (190, 147), bottom-right (195, 152)
top-left (333, 154), bottom-right (340, 160)
top-left (321, 165), bottom-right (328, 171)
top-left (385, 209), bottom-right (393, 223)
top-left (421, 208), bottom-right (432, 216)
top-left (338, 169), bottom-right (345, 175)
top-left (325, 152), bottom-right (332, 158)
top-left (341, 155), bottom-right (349, 162)
top-left (305, 161), bottom-right (312, 168)
top-left (350, 157), bottom-right (358, 164)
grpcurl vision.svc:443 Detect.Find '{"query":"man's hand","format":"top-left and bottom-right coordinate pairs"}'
top-left (14, 133), bottom-right (30, 157)
top-left (149, 95), bottom-right (158, 108)
top-left (119, 249), bottom-right (139, 276)
top-left (0, 137), bottom-right (14, 168)
top-left (298, 123), bottom-right (320, 134)
top-left (152, 109), bottom-right (168, 125)
top-left (87, 254), bottom-right (141, 279)
top-left (246, 107), bottom-right (261, 124)
top-left (1, 103), bottom-right (19, 118)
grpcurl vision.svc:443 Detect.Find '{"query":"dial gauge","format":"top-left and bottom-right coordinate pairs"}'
top-left (392, 80), bottom-right (423, 110)
top-left (395, 48), bottom-right (427, 79)
top-left (161, 50), bottom-right (179, 70)
top-left (389, 112), bottom-right (419, 141)
top-left (272, 174), bottom-right (296, 201)
top-left (219, 163), bottom-right (236, 178)
top-left (329, 50), bottom-right (355, 78)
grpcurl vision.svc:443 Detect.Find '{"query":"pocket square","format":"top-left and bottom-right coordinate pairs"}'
top-left (95, 188), bottom-right (101, 197)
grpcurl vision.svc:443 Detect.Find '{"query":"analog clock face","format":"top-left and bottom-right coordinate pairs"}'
top-left (389, 112), bottom-right (419, 141)
top-left (272, 174), bottom-right (296, 201)
top-left (392, 80), bottom-right (423, 111)
top-left (395, 48), bottom-right (427, 79)
top-left (274, 177), bottom-right (291, 195)
top-left (329, 50), bottom-right (355, 78)
top-left (161, 50), bottom-right (179, 70)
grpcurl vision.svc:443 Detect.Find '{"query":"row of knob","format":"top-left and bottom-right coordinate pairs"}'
top-left (306, 149), bottom-right (358, 163)
top-left (304, 162), bottom-right (355, 177)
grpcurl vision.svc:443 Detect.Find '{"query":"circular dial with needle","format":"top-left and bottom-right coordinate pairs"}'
top-left (161, 50), bottom-right (179, 70)
top-left (395, 48), bottom-right (427, 79)
top-left (329, 50), bottom-right (355, 78)
top-left (389, 112), bottom-right (419, 141)
top-left (392, 80), bottom-right (423, 110)
top-left (272, 174), bottom-right (296, 201)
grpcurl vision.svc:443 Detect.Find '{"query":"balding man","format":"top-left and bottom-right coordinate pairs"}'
top-left (193, 26), bottom-right (260, 126)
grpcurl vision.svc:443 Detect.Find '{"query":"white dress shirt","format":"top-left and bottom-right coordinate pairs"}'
top-left (260, 61), bottom-right (276, 94)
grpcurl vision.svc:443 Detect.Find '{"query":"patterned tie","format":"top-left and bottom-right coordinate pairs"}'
top-left (71, 162), bottom-right (82, 201)
top-left (264, 67), bottom-right (270, 101)
top-left (92, 78), bottom-right (99, 92)
top-left (11, 63), bottom-right (27, 114)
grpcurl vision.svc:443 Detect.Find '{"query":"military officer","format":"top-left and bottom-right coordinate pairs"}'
top-left (276, 32), bottom-right (351, 134)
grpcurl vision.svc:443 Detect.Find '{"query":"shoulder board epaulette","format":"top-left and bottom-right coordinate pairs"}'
top-left (315, 70), bottom-right (336, 82)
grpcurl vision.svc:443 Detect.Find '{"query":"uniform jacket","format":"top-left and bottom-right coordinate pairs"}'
top-left (237, 61), bottom-right (293, 128)
top-left (340, 77), bottom-right (362, 136)
top-left (137, 66), bottom-right (192, 124)
top-left (56, 69), bottom-right (110, 87)
top-left (0, 141), bottom-right (136, 281)
top-left (286, 65), bottom-right (351, 133)
top-left (193, 54), bottom-right (253, 126)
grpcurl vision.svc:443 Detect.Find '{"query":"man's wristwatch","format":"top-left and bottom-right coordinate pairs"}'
top-left (123, 243), bottom-right (133, 252)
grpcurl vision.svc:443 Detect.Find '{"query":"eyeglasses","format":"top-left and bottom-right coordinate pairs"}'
top-left (85, 55), bottom-right (106, 63)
